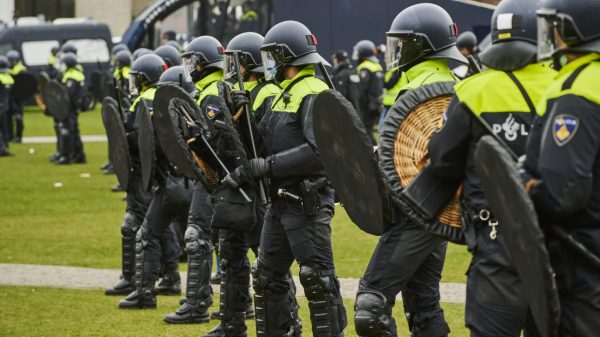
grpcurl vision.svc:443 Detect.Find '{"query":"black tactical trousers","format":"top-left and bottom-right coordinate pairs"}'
top-left (138, 178), bottom-right (191, 284)
top-left (8, 100), bottom-right (23, 139)
top-left (58, 110), bottom-right (83, 159)
top-left (0, 107), bottom-right (9, 152)
top-left (465, 222), bottom-right (538, 337)
top-left (126, 165), bottom-right (153, 221)
top-left (547, 227), bottom-right (600, 337)
top-left (360, 218), bottom-right (450, 337)
top-left (254, 197), bottom-right (347, 337)
top-left (359, 109), bottom-right (379, 145)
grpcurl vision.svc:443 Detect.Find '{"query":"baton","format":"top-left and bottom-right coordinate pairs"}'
top-left (177, 105), bottom-right (252, 203)
top-left (318, 62), bottom-right (335, 90)
top-left (233, 52), bottom-right (269, 204)
top-left (466, 55), bottom-right (483, 74)
top-left (550, 226), bottom-right (600, 271)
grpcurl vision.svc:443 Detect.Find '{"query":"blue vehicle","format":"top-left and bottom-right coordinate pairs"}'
top-left (122, 0), bottom-right (494, 60)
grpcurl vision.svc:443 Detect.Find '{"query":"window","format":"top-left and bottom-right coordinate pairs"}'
top-left (21, 40), bottom-right (60, 66)
top-left (64, 39), bottom-right (110, 63)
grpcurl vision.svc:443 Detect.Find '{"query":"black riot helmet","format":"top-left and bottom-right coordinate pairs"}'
top-left (537, 0), bottom-right (600, 61)
top-left (60, 43), bottom-right (78, 55)
top-left (0, 56), bottom-right (9, 72)
top-left (352, 40), bottom-right (377, 62)
top-left (457, 31), bottom-right (478, 54)
top-left (132, 48), bottom-right (153, 61)
top-left (331, 50), bottom-right (349, 64)
top-left (157, 65), bottom-right (197, 96)
top-left (260, 20), bottom-right (329, 81)
top-left (51, 46), bottom-right (59, 55)
top-left (129, 53), bottom-right (167, 96)
top-left (115, 50), bottom-right (132, 68)
top-left (154, 45), bottom-right (182, 68)
top-left (224, 32), bottom-right (264, 80)
top-left (385, 3), bottom-right (467, 71)
top-left (111, 43), bottom-right (129, 56)
top-left (182, 35), bottom-right (224, 82)
top-left (7, 50), bottom-right (20, 64)
top-left (61, 52), bottom-right (78, 69)
top-left (479, 0), bottom-right (541, 71)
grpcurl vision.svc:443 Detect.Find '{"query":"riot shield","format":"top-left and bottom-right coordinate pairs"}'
top-left (137, 101), bottom-right (155, 192)
top-left (11, 72), bottom-right (37, 101)
top-left (378, 81), bottom-right (464, 243)
top-left (475, 135), bottom-right (559, 337)
top-left (43, 80), bottom-right (71, 121)
top-left (313, 89), bottom-right (390, 235)
top-left (153, 84), bottom-right (204, 181)
top-left (37, 72), bottom-right (50, 93)
top-left (101, 98), bottom-right (131, 190)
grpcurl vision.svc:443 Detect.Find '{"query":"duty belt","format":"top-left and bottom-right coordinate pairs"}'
top-left (276, 177), bottom-right (330, 216)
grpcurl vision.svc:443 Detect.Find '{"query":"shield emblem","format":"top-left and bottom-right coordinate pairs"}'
top-left (137, 101), bottom-right (155, 192)
top-left (11, 72), bottom-right (38, 101)
top-left (101, 97), bottom-right (131, 190)
top-left (378, 82), bottom-right (464, 243)
top-left (314, 89), bottom-right (391, 235)
top-left (43, 80), bottom-right (72, 121)
top-left (476, 135), bottom-right (560, 337)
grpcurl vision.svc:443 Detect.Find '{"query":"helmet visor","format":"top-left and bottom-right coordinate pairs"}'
top-left (537, 11), bottom-right (584, 61)
top-left (129, 72), bottom-right (144, 97)
top-left (385, 34), bottom-right (430, 71)
top-left (223, 52), bottom-right (238, 80)
top-left (182, 53), bottom-right (207, 79)
top-left (261, 46), bottom-right (286, 81)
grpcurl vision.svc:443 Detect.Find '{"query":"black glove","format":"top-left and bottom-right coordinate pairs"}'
top-left (247, 157), bottom-right (270, 179)
top-left (231, 89), bottom-right (250, 113)
top-left (188, 121), bottom-right (203, 139)
top-left (222, 166), bottom-right (244, 189)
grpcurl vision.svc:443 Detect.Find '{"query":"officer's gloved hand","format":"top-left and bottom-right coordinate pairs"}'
top-left (231, 89), bottom-right (250, 113)
top-left (222, 166), bottom-right (244, 189)
top-left (247, 157), bottom-right (270, 179)
top-left (187, 121), bottom-right (203, 139)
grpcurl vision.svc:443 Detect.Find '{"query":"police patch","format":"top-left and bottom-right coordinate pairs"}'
top-left (206, 104), bottom-right (219, 119)
top-left (552, 114), bottom-right (578, 146)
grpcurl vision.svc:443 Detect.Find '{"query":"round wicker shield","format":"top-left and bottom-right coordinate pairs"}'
top-left (379, 81), bottom-right (464, 243)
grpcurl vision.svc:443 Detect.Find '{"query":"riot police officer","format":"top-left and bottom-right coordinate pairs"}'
top-left (200, 31), bottom-right (282, 337)
top-left (455, 31), bottom-right (482, 78)
top-left (427, 1), bottom-right (557, 336)
top-left (0, 56), bottom-right (13, 156)
top-left (7, 50), bottom-right (27, 143)
top-left (353, 40), bottom-right (384, 144)
top-left (47, 46), bottom-right (60, 78)
top-left (118, 63), bottom-right (192, 309)
top-left (113, 50), bottom-right (133, 103)
top-left (224, 20), bottom-right (347, 337)
top-left (526, 0), bottom-right (600, 334)
top-left (330, 50), bottom-right (360, 110)
top-left (163, 35), bottom-right (224, 324)
top-left (355, 4), bottom-right (466, 337)
top-left (56, 52), bottom-right (86, 164)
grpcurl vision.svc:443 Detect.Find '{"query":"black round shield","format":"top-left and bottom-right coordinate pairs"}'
top-left (101, 99), bottom-right (131, 190)
top-left (378, 81), bottom-right (464, 243)
top-left (43, 80), bottom-right (71, 121)
top-left (11, 72), bottom-right (37, 101)
top-left (137, 101), bottom-right (155, 192)
top-left (313, 89), bottom-right (390, 235)
top-left (154, 84), bottom-right (202, 180)
top-left (475, 135), bottom-right (560, 337)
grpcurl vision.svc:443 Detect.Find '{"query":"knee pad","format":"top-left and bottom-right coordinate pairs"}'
top-left (354, 290), bottom-right (397, 337)
top-left (299, 265), bottom-right (330, 301)
top-left (121, 212), bottom-right (140, 236)
top-left (184, 225), bottom-right (212, 256)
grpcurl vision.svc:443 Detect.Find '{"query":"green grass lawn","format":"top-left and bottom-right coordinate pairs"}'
top-left (0, 106), bottom-right (471, 336)
top-left (22, 105), bottom-right (107, 137)
top-left (0, 286), bottom-right (469, 337)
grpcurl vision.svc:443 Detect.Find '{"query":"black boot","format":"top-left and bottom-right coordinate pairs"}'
top-left (118, 287), bottom-right (156, 309)
top-left (163, 299), bottom-right (210, 324)
top-left (156, 273), bottom-right (181, 296)
top-left (105, 275), bottom-right (135, 296)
